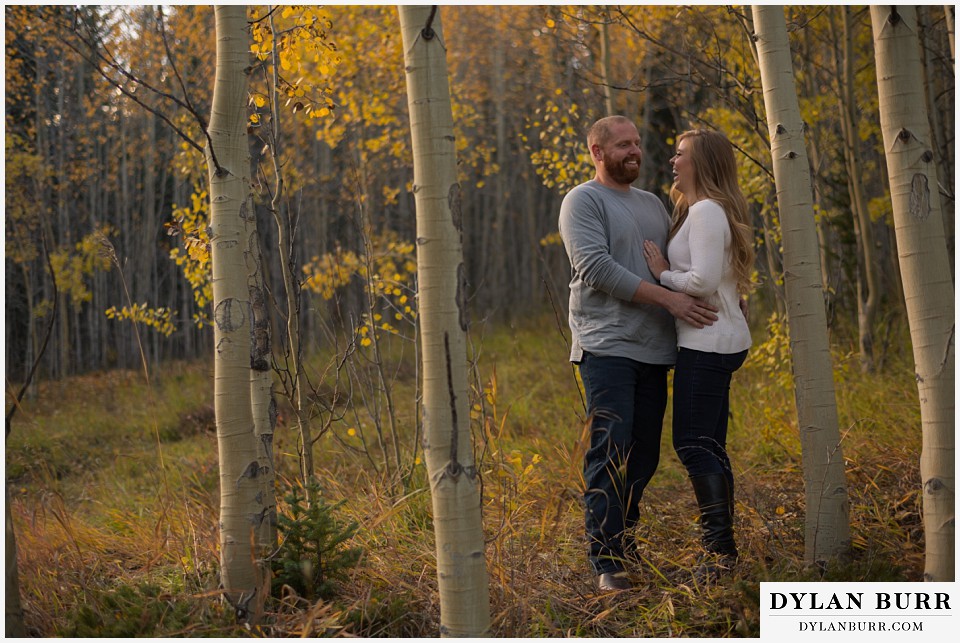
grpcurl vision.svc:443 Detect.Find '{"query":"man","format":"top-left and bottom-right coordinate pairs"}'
top-left (558, 115), bottom-right (718, 591)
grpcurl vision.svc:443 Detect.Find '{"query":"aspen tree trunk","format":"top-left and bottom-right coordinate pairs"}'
top-left (208, 5), bottom-right (266, 622)
top-left (249, 219), bottom-right (277, 551)
top-left (493, 10), bottom-right (509, 315)
top-left (946, 5), bottom-right (955, 66)
top-left (796, 27), bottom-right (835, 320)
top-left (870, 5), bottom-right (955, 582)
top-left (752, 5), bottom-right (851, 566)
top-left (832, 6), bottom-right (880, 372)
top-left (599, 8), bottom-right (616, 116)
top-left (637, 53), bottom-right (654, 187)
top-left (398, 6), bottom-right (491, 636)
top-left (266, 10), bottom-right (315, 494)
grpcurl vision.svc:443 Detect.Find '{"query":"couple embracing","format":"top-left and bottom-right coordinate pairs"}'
top-left (558, 115), bottom-right (755, 592)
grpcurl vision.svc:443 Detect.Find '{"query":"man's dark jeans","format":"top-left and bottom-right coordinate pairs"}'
top-left (672, 347), bottom-right (748, 487)
top-left (578, 352), bottom-right (669, 575)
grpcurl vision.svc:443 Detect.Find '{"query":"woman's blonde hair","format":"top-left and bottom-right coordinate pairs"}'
top-left (669, 129), bottom-right (755, 294)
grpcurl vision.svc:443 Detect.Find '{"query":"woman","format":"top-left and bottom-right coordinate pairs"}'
top-left (642, 129), bottom-right (754, 582)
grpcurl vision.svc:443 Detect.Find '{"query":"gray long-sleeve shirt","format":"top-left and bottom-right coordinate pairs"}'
top-left (558, 180), bottom-right (677, 365)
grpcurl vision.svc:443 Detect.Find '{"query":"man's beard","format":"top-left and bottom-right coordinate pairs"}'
top-left (608, 157), bottom-right (640, 185)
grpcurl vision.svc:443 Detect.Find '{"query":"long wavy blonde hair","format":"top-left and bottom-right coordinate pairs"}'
top-left (669, 129), bottom-right (755, 294)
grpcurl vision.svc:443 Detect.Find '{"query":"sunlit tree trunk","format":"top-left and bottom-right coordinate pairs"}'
top-left (871, 5), bottom-right (955, 582)
top-left (398, 5), bottom-right (491, 636)
top-left (207, 5), bottom-right (265, 622)
top-left (752, 5), bottom-right (851, 566)
top-left (599, 8), bottom-right (616, 116)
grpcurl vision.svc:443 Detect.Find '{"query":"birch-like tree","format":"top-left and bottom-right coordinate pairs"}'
top-left (828, 6), bottom-right (880, 373)
top-left (870, 5), bottom-right (955, 582)
top-left (207, 5), bottom-right (267, 621)
top-left (398, 5), bottom-right (490, 636)
top-left (751, 5), bottom-right (851, 566)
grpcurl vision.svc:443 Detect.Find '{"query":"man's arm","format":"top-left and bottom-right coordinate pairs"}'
top-left (631, 280), bottom-right (718, 329)
top-left (559, 188), bottom-right (644, 302)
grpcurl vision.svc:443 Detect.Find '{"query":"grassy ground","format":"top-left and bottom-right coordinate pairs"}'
top-left (6, 312), bottom-right (924, 637)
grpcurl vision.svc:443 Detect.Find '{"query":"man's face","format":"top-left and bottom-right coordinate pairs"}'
top-left (594, 122), bottom-right (642, 186)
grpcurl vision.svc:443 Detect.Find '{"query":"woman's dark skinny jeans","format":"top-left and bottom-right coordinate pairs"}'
top-left (672, 347), bottom-right (748, 487)
top-left (578, 352), bottom-right (669, 575)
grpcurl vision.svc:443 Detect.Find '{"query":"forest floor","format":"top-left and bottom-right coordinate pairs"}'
top-left (6, 312), bottom-right (925, 637)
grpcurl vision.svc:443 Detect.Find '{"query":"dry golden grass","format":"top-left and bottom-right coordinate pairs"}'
top-left (6, 314), bottom-right (924, 637)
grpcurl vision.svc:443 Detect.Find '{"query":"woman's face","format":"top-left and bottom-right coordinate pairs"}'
top-left (670, 137), bottom-right (697, 198)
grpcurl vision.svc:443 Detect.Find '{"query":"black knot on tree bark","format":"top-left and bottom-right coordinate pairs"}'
top-left (422, 6), bottom-right (438, 40)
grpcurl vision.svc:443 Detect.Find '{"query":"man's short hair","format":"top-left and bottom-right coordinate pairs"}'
top-left (587, 115), bottom-right (636, 149)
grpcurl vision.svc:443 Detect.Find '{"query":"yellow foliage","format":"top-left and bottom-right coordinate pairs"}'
top-left (745, 311), bottom-right (793, 391)
top-left (303, 230), bottom-right (419, 346)
top-left (168, 182), bottom-right (213, 318)
top-left (105, 303), bottom-right (176, 337)
top-left (51, 225), bottom-right (115, 305)
top-left (539, 232), bottom-right (563, 247)
top-left (524, 98), bottom-right (593, 193)
top-left (4, 134), bottom-right (47, 265)
top-left (248, 5), bottom-right (341, 121)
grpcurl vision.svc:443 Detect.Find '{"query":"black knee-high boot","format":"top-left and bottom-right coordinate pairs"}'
top-left (690, 473), bottom-right (737, 581)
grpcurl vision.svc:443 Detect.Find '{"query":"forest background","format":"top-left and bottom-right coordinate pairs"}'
top-left (4, 4), bottom-right (955, 638)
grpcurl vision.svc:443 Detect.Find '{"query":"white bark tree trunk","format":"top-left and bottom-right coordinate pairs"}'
top-left (248, 223), bottom-right (276, 552)
top-left (833, 6), bottom-right (880, 373)
top-left (871, 5), bottom-right (955, 582)
top-left (752, 5), bottom-right (851, 566)
top-left (208, 5), bottom-right (266, 621)
top-left (398, 5), bottom-right (491, 636)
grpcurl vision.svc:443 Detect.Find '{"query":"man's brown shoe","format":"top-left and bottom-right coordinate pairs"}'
top-left (597, 571), bottom-right (632, 591)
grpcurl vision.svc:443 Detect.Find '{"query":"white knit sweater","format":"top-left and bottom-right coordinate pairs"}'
top-left (658, 199), bottom-right (752, 354)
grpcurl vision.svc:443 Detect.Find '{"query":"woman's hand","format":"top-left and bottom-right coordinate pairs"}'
top-left (643, 240), bottom-right (669, 280)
